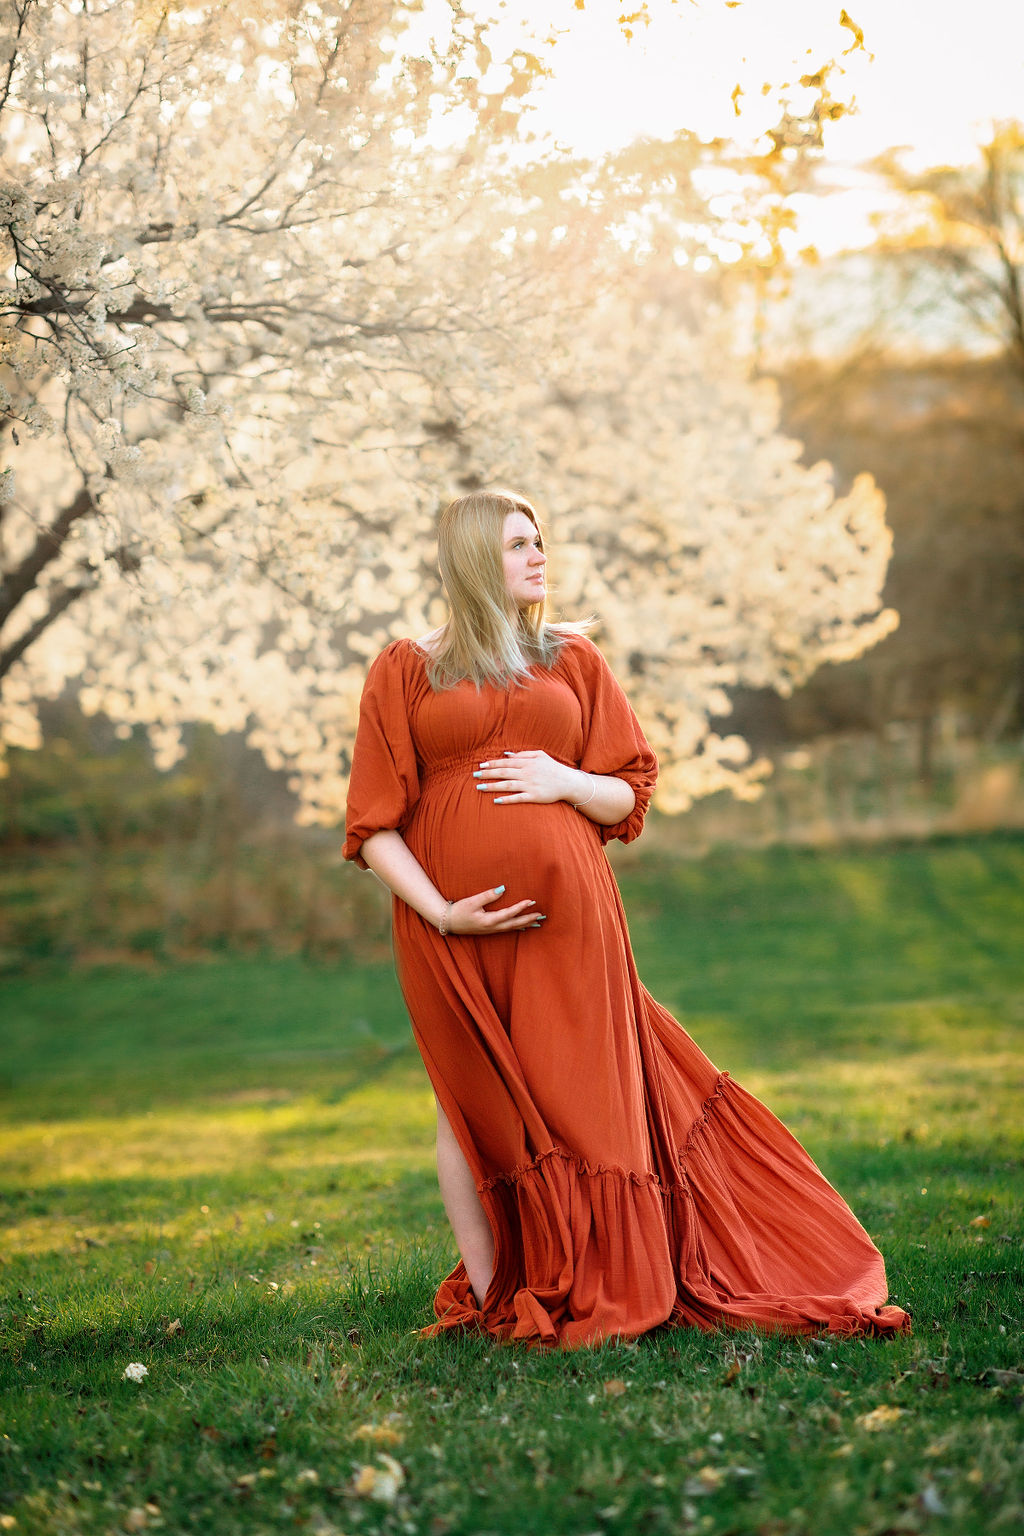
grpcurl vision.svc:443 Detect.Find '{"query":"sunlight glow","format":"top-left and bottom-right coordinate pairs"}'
top-left (466, 0), bottom-right (1024, 254)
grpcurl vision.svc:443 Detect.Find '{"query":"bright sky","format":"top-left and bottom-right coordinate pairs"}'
top-left (471, 0), bottom-right (1024, 254)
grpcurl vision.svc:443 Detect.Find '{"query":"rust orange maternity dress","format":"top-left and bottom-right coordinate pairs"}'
top-left (343, 634), bottom-right (910, 1348)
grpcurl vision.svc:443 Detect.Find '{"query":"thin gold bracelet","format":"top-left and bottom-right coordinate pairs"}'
top-left (572, 773), bottom-right (597, 809)
top-left (438, 898), bottom-right (454, 939)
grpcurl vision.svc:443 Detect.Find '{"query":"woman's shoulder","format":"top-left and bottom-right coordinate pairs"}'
top-left (549, 627), bottom-right (605, 669)
top-left (410, 627), bottom-right (444, 658)
top-left (363, 636), bottom-right (423, 685)
top-left (369, 630), bottom-right (438, 661)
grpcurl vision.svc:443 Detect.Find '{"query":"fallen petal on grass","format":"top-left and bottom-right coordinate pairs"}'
top-left (919, 1482), bottom-right (949, 1516)
top-left (352, 1453), bottom-right (405, 1503)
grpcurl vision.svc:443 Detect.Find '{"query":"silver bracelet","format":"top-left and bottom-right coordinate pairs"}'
top-left (572, 773), bottom-right (597, 809)
top-left (438, 898), bottom-right (454, 938)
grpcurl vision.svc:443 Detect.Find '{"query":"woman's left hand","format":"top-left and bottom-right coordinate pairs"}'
top-left (473, 750), bottom-right (578, 805)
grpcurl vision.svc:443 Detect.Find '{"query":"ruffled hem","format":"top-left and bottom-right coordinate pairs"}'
top-left (479, 1145), bottom-right (675, 1195)
top-left (422, 1073), bottom-right (911, 1350)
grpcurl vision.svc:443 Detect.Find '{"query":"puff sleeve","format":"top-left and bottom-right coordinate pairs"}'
top-left (566, 635), bottom-right (658, 846)
top-left (342, 642), bottom-right (421, 869)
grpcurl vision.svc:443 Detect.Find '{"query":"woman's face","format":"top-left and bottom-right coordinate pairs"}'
top-left (501, 510), bottom-right (547, 609)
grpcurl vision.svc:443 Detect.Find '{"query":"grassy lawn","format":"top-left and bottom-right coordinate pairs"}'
top-left (1, 833), bottom-right (1022, 1536)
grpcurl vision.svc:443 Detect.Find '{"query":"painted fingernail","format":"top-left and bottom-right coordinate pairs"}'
top-left (472, 770), bottom-right (482, 777)
top-left (494, 885), bottom-right (505, 895)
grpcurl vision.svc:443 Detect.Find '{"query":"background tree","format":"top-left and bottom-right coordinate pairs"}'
top-left (732, 124), bottom-right (1024, 756)
top-left (0, 0), bottom-right (548, 786)
top-left (872, 123), bottom-right (1024, 405)
top-left (1, 0), bottom-right (898, 825)
top-left (872, 124), bottom-right (1024, 735)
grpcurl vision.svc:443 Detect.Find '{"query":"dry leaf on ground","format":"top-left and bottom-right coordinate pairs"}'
top-left (684, 1465), bottom-right (724, 1496)
top-left (855, 1404), bottom-right (906, 1431)
top-left (354, 1423), bottom-right (402, 1445)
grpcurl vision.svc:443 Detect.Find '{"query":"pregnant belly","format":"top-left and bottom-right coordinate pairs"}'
top-left (405, 769), bottom-right (603, 910)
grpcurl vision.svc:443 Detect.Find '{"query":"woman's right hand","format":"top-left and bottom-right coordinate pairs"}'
top-left (445, 885), bottom-right (546, 935)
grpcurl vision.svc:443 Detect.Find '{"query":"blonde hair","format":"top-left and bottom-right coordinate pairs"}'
top-left (426, 489), bottom-right (591, 691)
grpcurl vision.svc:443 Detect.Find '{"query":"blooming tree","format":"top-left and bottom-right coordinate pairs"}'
top-left (425, 256), bottom-right (898, 812)
top-left (0, 0), bottom-right (897, 825)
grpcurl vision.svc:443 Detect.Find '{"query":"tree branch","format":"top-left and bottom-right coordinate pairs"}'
top-left (0, 577), bottom-right (94, 680)
top-left (0, 0), bottom-right (35, 118)
top-left (0, 485), bottom-right (96, 629)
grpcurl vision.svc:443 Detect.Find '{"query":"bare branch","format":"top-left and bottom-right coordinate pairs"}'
top-left (0, 0), bottom-right (36, 117)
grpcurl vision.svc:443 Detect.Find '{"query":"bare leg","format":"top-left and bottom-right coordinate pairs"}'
top-left (434, 1094), bottom-right (495, 1309)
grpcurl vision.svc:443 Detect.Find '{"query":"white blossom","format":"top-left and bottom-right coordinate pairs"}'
top-left (0, 1), bottom-right (897, 824)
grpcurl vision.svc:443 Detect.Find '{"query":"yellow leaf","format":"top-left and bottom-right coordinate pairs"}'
top-left (695, 1465), bottom-right (724, 1490)
top-left (839, 9), bottom-right (865, 52)
top-left (603, 1378), bottom-right (628, 1397)
top-left (855, 1405), bottom-right (906, 1432)
top-left (969, 1215), bottom-right (991, 1229)
top-left (354, 1423), bottom-right (402, 1445)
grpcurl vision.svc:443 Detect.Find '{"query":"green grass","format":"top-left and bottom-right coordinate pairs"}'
top-left (2, 832), bottom-right (1023, 1536)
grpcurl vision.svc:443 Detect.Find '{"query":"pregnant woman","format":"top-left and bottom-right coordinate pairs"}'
top-left (343, 489), bottom-right (910, 1349)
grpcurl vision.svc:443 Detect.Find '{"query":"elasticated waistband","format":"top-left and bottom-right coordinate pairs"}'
top-left (421, 750), bottom-right (497, 782)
